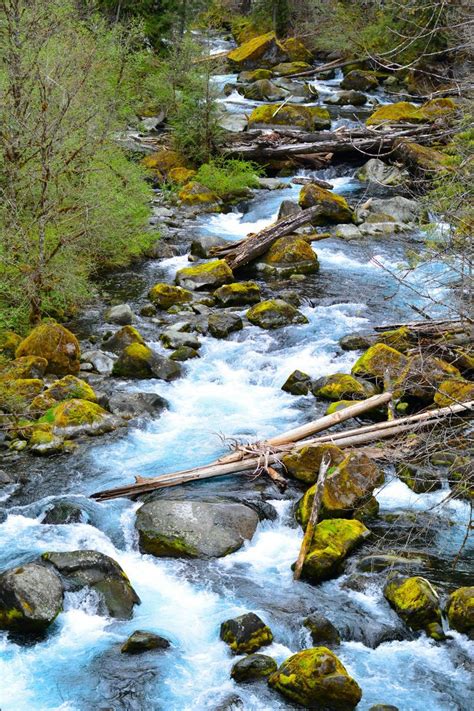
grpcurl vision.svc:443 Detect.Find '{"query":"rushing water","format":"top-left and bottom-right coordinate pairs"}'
top-left (1, 38), bottom-right (472, 711)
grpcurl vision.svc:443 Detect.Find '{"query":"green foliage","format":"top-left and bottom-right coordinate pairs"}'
top-left (194, 159), bottom-right (262, 199)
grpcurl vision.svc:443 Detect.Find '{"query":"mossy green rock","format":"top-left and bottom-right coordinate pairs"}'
top-left (214, 281), bottom-right (260, 307)
top-left (175, 260), bottom-right (233, 291)
top-left (367, 98), bottom-right (456, 126)
top-left (0, 331), bottom-right (22, 359)
top-left (31, 375), bottom-right (96, 414)
top-left (247, 299), bottom-right (308, 329)
top-left (268, 647), bottom-right (362, 709)
top-left (394, 140), bottom-right (448, 174)
top-left (281, 369), bottom-right (312, 396)
top-left (231, 653), bottom-right (277, 682)
top-left (325, 400), bottom-right (361, 416)
top-left (0, 562), bottom-right (64, 632)
top-left (394, 355), bottom-right (460, 403)
top-left (383, 574), bottom-right (443, 639)
top-left (351, 343), bottom-right (408, 383)
top-left (240, 79), bottom-right (286, 101)
top-left (283, 444), bottom-right (345, 484)
top-left (396, 462), bottom-right (442, 494)
top-left (341, 69), bottom-right (378, 91)
top-left (248, 104), bottom-right (330, 130)
top-left (178, 181), bottom-right (219, 205)
top-left (312, 373), bottom-right (377, 401)
top-left (272, 61), bottom-right (312, 76)
top-left (220, 612), bottom-right (273, 654)
top-left (297, 452), bottom-right (383, 522)
top-left (148, 283), bottom-right (192, 310)
top-left (262, 236), bottom-right (318, 276)
top-left (299, 518), bottom-right (370, 583)
top-left (299, 184), bottom-right (353, 224)
top-left (434, 378), bottom-right (474, 407)
top-left (227, 32), bottom-right (288, 70)
top-left (39, 399), bottom-right (110, 433)
top-left (29, 423), bottom-right (65, 455)
top-left (16, 322), bottom-right (80, 376)
top-left (239, 69), bottom-right (273, 82)
top-left (446, 586), bottom-right (474, 635)
top-left (0, 355), bottom-right (48, 380)
top-left (280, 37), bottom-right (313, 63)
top-left (112, 343), bottom-right (181, 381)
top-left (2, 378), bottom-right (43, 405)
top-left (103, 325), bottom-right (145, 354)
top-left (375, 327), bottom-right (413, 352)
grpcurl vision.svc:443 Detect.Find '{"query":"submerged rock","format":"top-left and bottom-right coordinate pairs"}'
top-left (281, 369), bottom-right (312, 396)
top-left (341, 69), bottom-right (378, 91)
top-left (175, 260), bottom-right (233, 291)
top-left (220, 612), bottom-right (273, 654)
top-left (231, 653), bottom-right (277, 682)
top-left (16, 322), bottom-right (80, 376)
top-left (0, 562), bottom-right (63, 632)
top-left (247, 299), bottom-right (308, 329)
top-left (299, 184), bottom-right (353, 224)
top-left (383, 573), bottom-right (444, 640)
top-left (112, 344), bottom-right (181, 381)
top-left (121, 630), bottom-right (170, 654)
top-left (303, 614), bottom-right (341, 647)
top-left (214, 282), bottom-right (260, 307)
top-left (268, 647), bottom-right (362, 709)
top-left (135, 500), bottom-right (259, 559)
top-left (105, 303), bottom-right (133, 325)
top-left (41, 502), bottom-right (84, 525)
top-left (42, 550), bottom-right (140, 620)
top-left (446, 587), bottom-right (474, 636)
top-left (149, 283), bottom-right (192, 310)
top-left (283, 444), bottom-right (345, 484)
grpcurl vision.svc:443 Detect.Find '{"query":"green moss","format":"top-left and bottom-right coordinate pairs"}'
top-left (148, 283), bottom-right (192, 310)
top-left (394, 355), bottom-right (461, 403)
top-left (298, 184), bottom-right (353, 224)
top-left (112, 343), bottom-right (153, 378)
top-left (0, 355), bottom-right (48, 381)
top-left (246, 299), bottom-right (308, 330)
top-left (39, 398), bottom-right (108, 428)
top-left (141, 149), bottom-right (185, 179)
top-left (272, 61), bottom-right (311, 76)
top-left (434, 378), bottom-right (474, 407)
top-left (139, 531), bottom-right (199, 558)
top-left (312, 374), bottom-right (368, 401)
top-left (15, 322), bottom-right (80, 376)
top-left (446, 586), bottom-right (474, 635)
top-left (0, 331), bottom-right (22, 359)
top-left (2, 378), bottom-right (43, 402)
top-left (248, 104), bottom-right (330, 130)
top-left (325, 400), bottom-right (360, 415)
top-left (228, 32), bottom-right (279, 67)
top-left (214, 281), bottom-right (260, 306)
top-left (265, 236), bottom-right (318, 266)
top-left (280, 37), bottom-right (313, 63)
top-left (239, 69), bottom-right (273, 82)
top-left (367, 98), bottom-right (457, 126)
top-left (395, 140), bottom-right (448, 173)
top-left (376, 326), bottom-right (413, 352)
top-left (178, 181), bottom-right (219, 205)
top-left (168, 167), bottom-right (196, 185)
top-left (384, 575), bottom-right (442, 638)
top-left (299, 518), bottom-right (370, 583)
top-left (351, 343), bottom-right (407, 383)
top-left (284, 444), bottom-right (345, 484)
top-left (175, 260), bottom-right (233, 290)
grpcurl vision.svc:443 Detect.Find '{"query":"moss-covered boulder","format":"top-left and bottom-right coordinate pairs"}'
top-left (434, 378), bottom-right (474, 408)
top-left (149, 283), bottom-right (193, 310)
top-left (240, 79), bottom-right (286, 101)
top-left (16, 322), bottom-right (80, 376)
top-left (168, 167), bottom-right (196, 185)
top-left (178, 181), bottom-right (219, 206)
top-left (208, 312), bottom-right (243, 339)
top-left (298, 184), bottom-right (353, 224)
top-left (238, 68), bottom-right (273, 82)
top-left (351, 343), bottom-right (408, 384)
top-left (231, 653), bottom-right (277, 682)
top-left (325, 400), bottom-right (361, 416)
top-left (30, 375), bottom-right (96, 415)
top-left (375, 326), bottom-right (413, 352)
top-left (383, 574), bottom-right (444, 640)
top-left (220, 612), bottom-right (273, 654)
top-left (175, 260), bottom-right (233, 291)
top-left (28, 424), bottom-right (66, 455)
top-left (170, 345), bottom-right (200, 361)
top-left (248, 104), bottom-right (330, 130)
top-left (112, 343), bottom-right (181, 381)
top-left (136, 500), bottom-right (258, 559)
top-left (297, 453), bottom-right (383, 523)
top-left (38, 399), bottom-right (113, 436)
top-left (0, 562), bottom-right (64, 632)
top-left (367, 98), bottom-right (456, 126)
top-left (272, 61), bottom-right (311, 76)
top-left (0, 331), bottom-right (22, 359)
top-left (396, 462), bottom-right (442, 494)
top-left (281, 369), bottom-right (312, 396)
top-left (394, 355), bottom-right (460, 403)
top-left (298, 518), bottom-right (370, 583)
top-left (312, 373), bottom-right (377, 401)
top-left (341, 70), bottom-right (378, 91)
top-left (357, 158), bottom-right (408, 187)
top-left (141, 149), bottom-right (186, 180)
top-left (247, 299), bottom-right (308, 329)
top-left (268, 647), bottom-right (362, 709)
top-left (283, 444), bottom-right (345, 484)
top-left (394, 140), bottom-right (448, 174)
top-left (303, 614), bottom-right (341, 647)
top-left (445, 587), bottom-right (474, 636)
top-left (0, 355), bottom-right (48, 381)
top-left (260, 235), bottom-right (319, 277)
top-left (227, 32), bottom-right (288, 70)
top-left (214, 281), bottom-right (260, 307)
top-left (2, 378), bottom-right (43, 406)
top-left (280, 37), bottom-right (313, 63)
top-left (103, 325), bottom-right (145, 354)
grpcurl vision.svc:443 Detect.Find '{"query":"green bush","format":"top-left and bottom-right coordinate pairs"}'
top-left (194, 159), bottom-right (262, 199)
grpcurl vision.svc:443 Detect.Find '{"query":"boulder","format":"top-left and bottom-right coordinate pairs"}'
top-left (277, 199), bottom-right (302, 220)
top-left (433, 378), bottom-right (474, 408)
top-left (396, 462), bottom-right (442, 494)
top-left (0, 562), bottom-right (64, 632)
top-left (283, 444), bottom-right (345, 484)
top-left (105, 304), bottom-right (133, 326)
top-left (38, 398), bottom-right (115, 435)
top-left (103, 325), bottom-right (145, 354)
top-left (41, 502), bottom-right (83, 525)
top-left (280, 37), bottom-right (313, 62)
top-left (383, 574), bottom-right (444, 640)
top-left (268, 647), bottom-right (362, 709)
top-left (231, 653), bottom-right (277, 682)
top-left (272, 61), bottom-right (312, 76)
top-left (247, 299), bottom-right (308, 329)
top-left (327, 90), bottom-right (367, 106)
top-left (445, 586), bottom-right (474, 636)
top-left (355, 196), bottom-right (420, 224)
top-left (149, 283), bottom-right (193, 310)
top-left (351, 343), bottom-right (408, 384)
top-left (31, 375), bottom-right (96, 414)
top-left (281, 369), bottom-right (312, 396)
top-left (0, 355), bottom-right (48, 380)
top-left (357, 158), bottom-right (408, 186)
top-left (170, 346), bottom-right (200, 361)
top-left (135, 500), bottom-right (259, 559)
top-left (312, 373), bottom-right (377, 401)
top-left (303, 614), bottom-right (341, 647)
top-left (238, 69), bottom-right (273, 82)
top-left (248, 104), bottom-right (330, 131)
top-left (299, 184), bottom-right (353, 224)
top-left (178, 181), bottom-right (219, 206)
top-left (175, 260), bottom-right (233, 291)
top-left (142, 149), bottom-right (186, 180)
top-left (375, 326), bottom-right (413, 353)
top-left (227, 32), bottom-right (288, 70)
top-left (339, 333), bottom-right (373, 351)
top-left (341, 70), bottom-right (378, 91)
top-left (260, 235), bottom-right (318, 277)
top-left (112, 344), bottom-right (181, 381)
top-left (121, 630), bottom-right (170, 654)
top-left (42, 550), bottom-right (140, 620)
top-left (1, 378), bottom-right (44, 409)
top-left (208, 312), bottom-right (243, 339)
top-left (394, 355), bottom-right (460, 403)
top-left (0, 331), bottom-right (22, 359)
top-left (394, 140), bottom-right (448, 175)
top-left (160, 329), bottom-right (201, 350)
top-left (297, 452), bottom-right (383, 522)
top-left (108, 392), bottom-right (168, 419)
top-left (297, 518), bottom-right (371, 583)
top-left (367, 98), bottom-right (456, 126)
top-left (16, 322), bottom-right (80, 376)
top-left (80, 349), bottom-right (114, 375)
top-left (190, 236), bottom-right (230, 259)
top-left (334, 224), bottom-right (363, 241)
top-left (214, 282), bottom-right (260, 307)
top-left (220, 612), bottom-right (273, 654)
top-left (240, 79), bottom-right (287, 101)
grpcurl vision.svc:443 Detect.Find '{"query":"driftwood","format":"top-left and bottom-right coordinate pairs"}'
top-left (293, 453), bottom-right (331, 580)
top-left (375, 317), bottom-right (472, 333)
top-left (91, 397), bottom-right (473, 502)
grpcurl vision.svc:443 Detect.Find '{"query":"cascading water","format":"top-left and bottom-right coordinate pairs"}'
top-left (0, 33), bottom-right (472, 711)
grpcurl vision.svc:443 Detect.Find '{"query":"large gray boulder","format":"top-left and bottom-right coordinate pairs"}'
top-left (136, 500), bottom-right (259, 558)
top-left (0, 562), bottom-right (64, 632)
top-left (105, 303), bottom-right (133, 326)
top-left (355, 196), bottom-right (420, 224)
top-left (41, 550), bottom-right (140, 619)
top-left (108, 392), bottom-right (168, 419)
top-left (357, 158), bottom-right (408, 187)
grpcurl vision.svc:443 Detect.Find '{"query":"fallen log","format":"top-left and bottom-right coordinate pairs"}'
top-left (91, 398), bottom-right (473, 502)
top-left (374, 318), bottom-right (471, 332)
